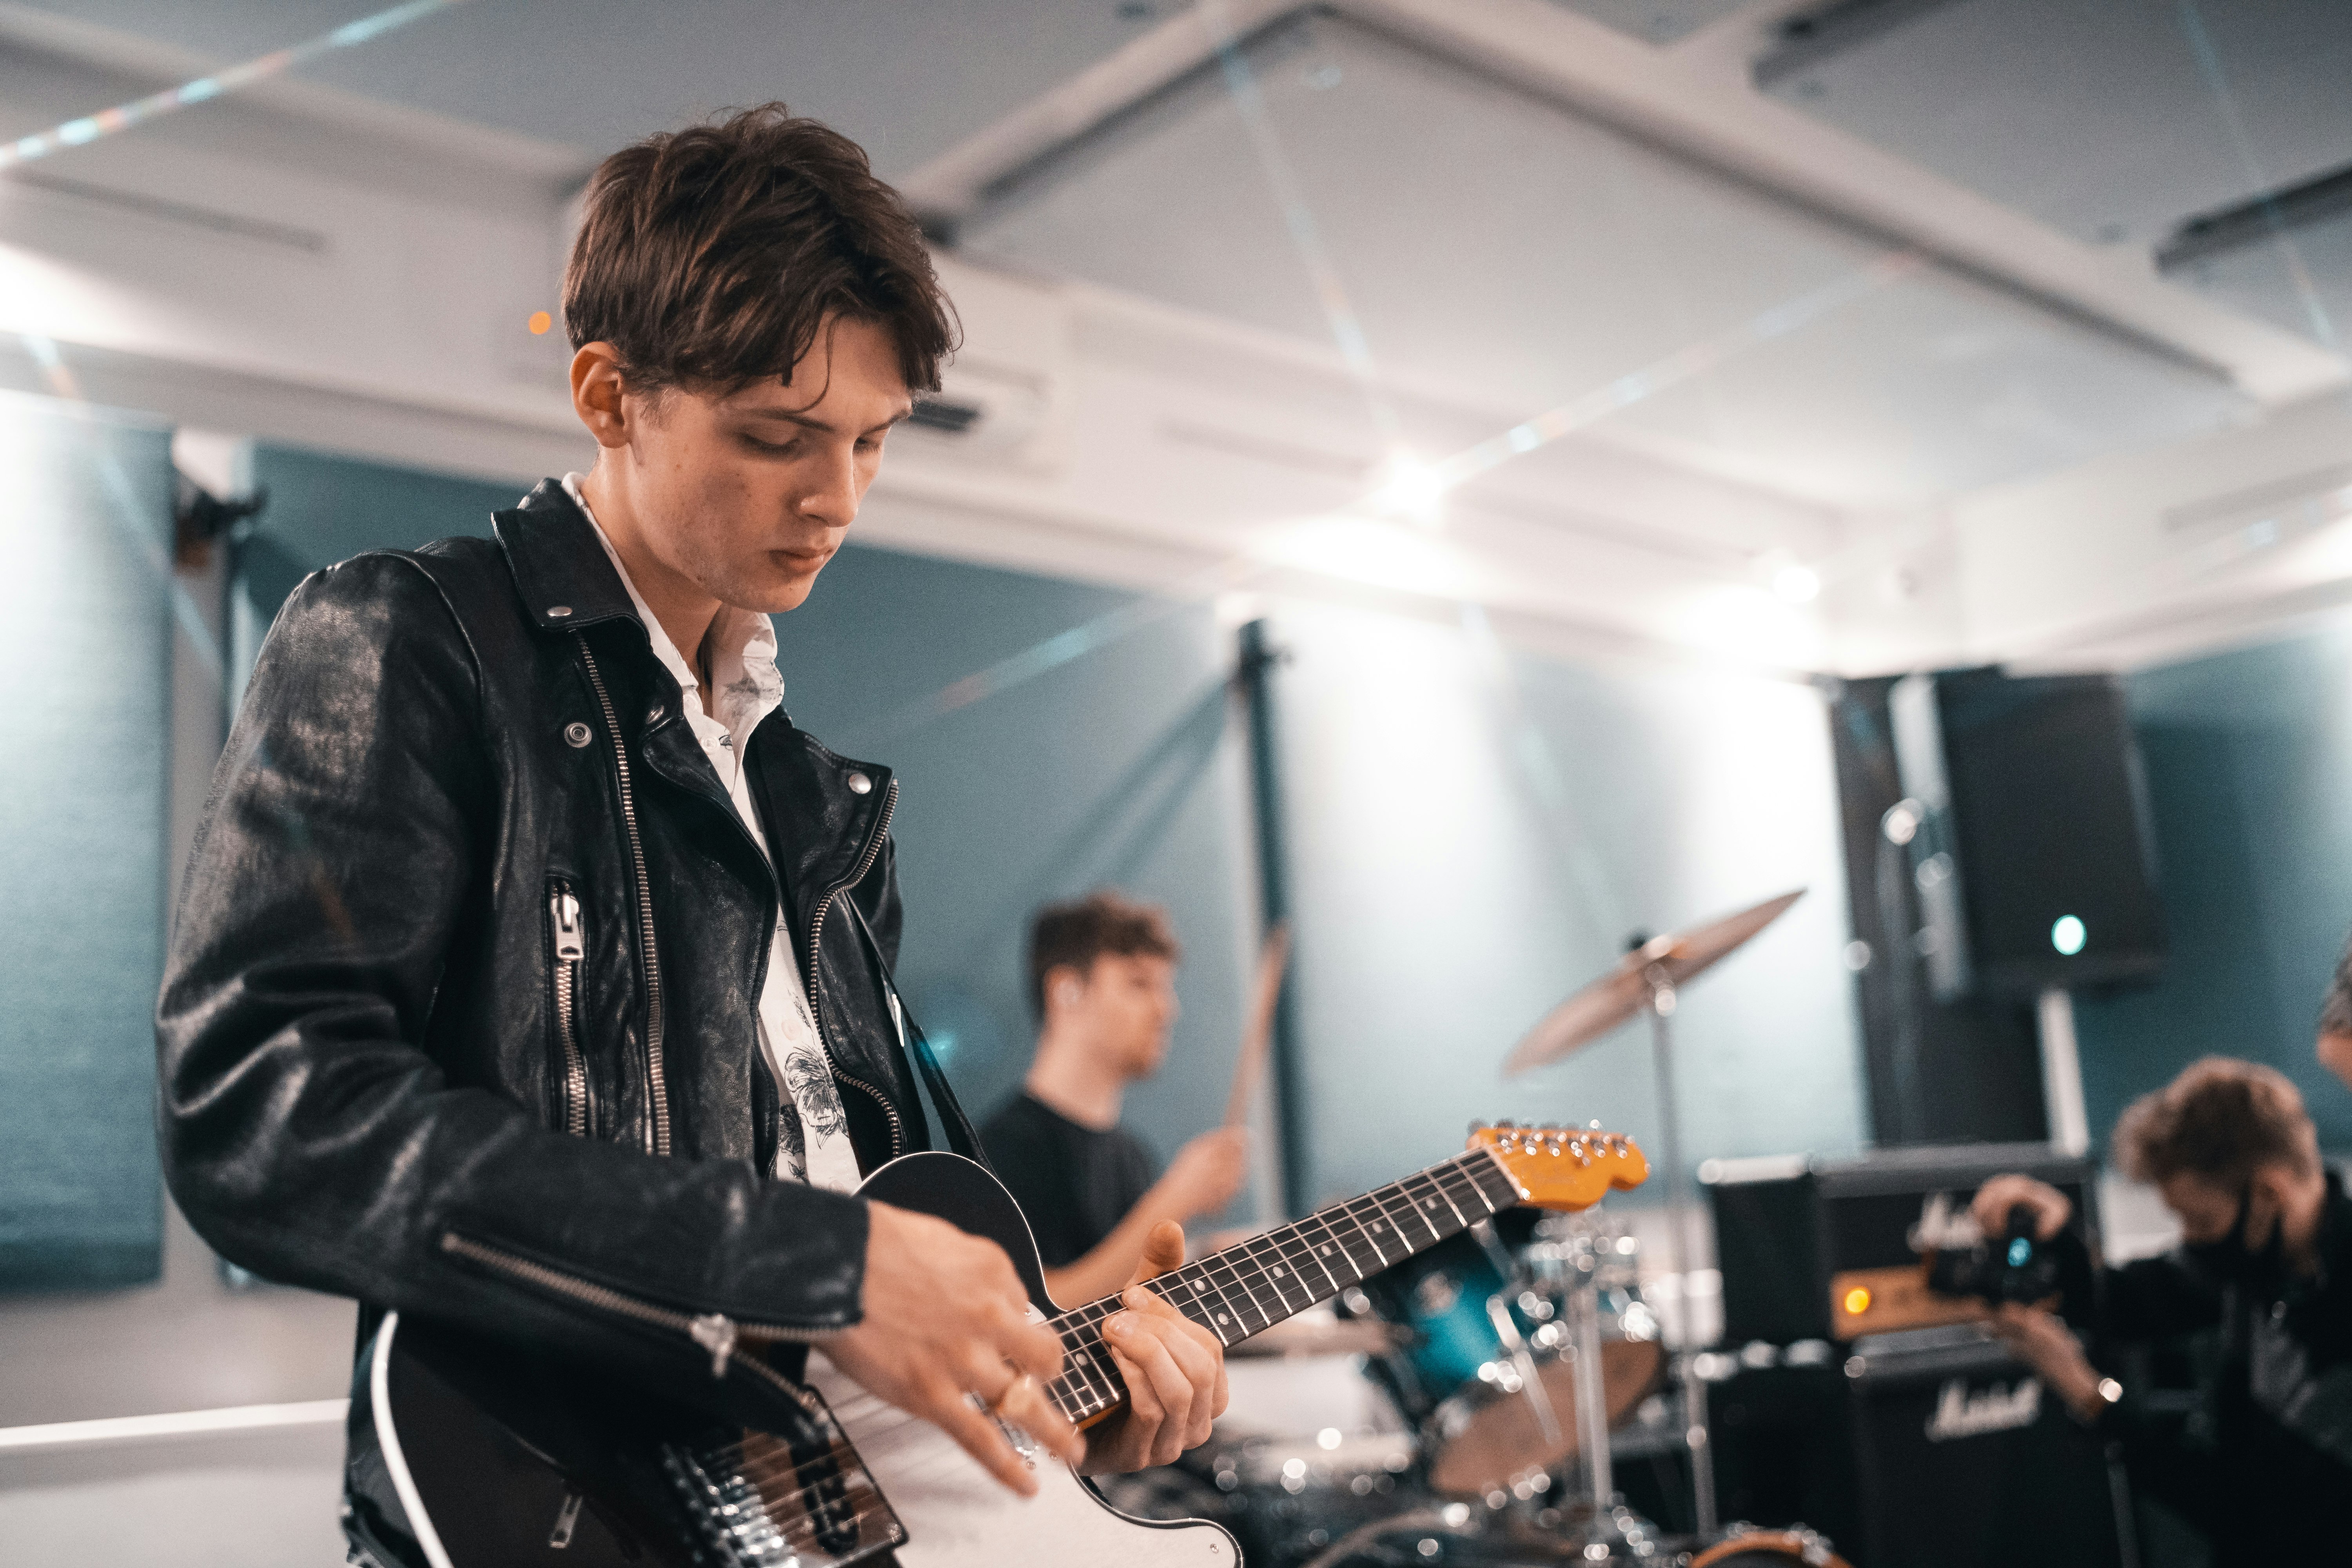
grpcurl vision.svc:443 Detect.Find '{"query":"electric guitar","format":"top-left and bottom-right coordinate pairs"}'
top-left (351, 1122), bottom-right (1647, 1568)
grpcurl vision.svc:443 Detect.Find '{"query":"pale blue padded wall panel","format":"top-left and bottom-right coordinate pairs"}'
top-left (768, 546), bottom-right (1258, 1187)
top-left (0, 396), bottom-right (174, 1290)
top-left (2074, 626), bottom-right (2352, 1150)
top-left (1271, 604), bottom-right (1867, 1207)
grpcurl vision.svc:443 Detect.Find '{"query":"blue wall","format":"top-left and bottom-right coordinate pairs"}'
top-left (1271, 604), bottom-right (1867, 1207)
top-left (0, 395), bottom-right (174, 1290)
top-left (2074, 625), bottom-right (2352, 1150)
top-left (230, 446), bottom-right (507, 708)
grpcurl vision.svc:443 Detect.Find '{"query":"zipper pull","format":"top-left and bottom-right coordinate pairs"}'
top-left (689, 1312), bottom-right (738, 1378)
top-left (553, 889), bottom-right (584, 961)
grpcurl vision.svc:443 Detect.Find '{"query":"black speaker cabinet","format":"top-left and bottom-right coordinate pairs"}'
top-left (1890, 667), bottom-right (2163, 1002)
top-left (1706, 1144), bottom-right (2098, 1347)
top-left (1713, 1334), bottom-right (2127, 1568)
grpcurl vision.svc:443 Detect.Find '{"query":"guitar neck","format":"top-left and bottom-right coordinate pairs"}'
top-left (1039, 1145), bottom-right (1523, 1425)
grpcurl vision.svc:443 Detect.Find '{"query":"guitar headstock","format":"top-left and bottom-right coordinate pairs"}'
top-left (1468, 1122), bottom-right (1649, 1211)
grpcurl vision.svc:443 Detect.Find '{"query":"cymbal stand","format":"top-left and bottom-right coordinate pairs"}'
top-left (1644, 964), bottom-right (1719, 1538)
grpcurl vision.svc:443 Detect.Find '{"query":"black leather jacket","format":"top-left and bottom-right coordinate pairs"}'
top-left (2078, 1171), bottom-right (2352, 1564)
top-left (157, 479), bottom-right (942, 1442)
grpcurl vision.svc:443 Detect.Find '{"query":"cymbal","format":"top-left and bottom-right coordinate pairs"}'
top-left (1503, 889), bottom-right (1804, 1076)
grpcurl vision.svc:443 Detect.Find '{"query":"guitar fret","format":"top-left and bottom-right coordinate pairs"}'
top-left (1034, 1143), bottom-right (1591, 1429)
top-left (1194, 1248), bottom-right (1274, 1336)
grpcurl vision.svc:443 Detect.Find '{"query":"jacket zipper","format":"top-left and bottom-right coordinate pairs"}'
top-left (548, 884), bottom-right (591, 1138)
top-left (803, 778), bottom-right (904, 1159)
top-left (577, 639), bottom-right (672, 1159)
top-left (440, 1232), bottom-right (829, 1392)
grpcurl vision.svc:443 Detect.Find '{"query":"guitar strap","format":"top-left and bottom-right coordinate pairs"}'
top-left (842, 895), bottom-right (994, 1172)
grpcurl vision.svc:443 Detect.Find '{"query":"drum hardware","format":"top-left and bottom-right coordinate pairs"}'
top-left (1688, 1523), bottom-right (1852, 1567)
top-left (1505, 889), bottom-right (1807, 1541)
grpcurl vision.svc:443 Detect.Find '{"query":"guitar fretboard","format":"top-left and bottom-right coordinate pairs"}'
top-left (1040, 1145), bottom-right (1521, 1425)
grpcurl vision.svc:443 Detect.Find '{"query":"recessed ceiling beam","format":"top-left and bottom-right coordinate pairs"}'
top-left (900, 0), bottom-right (2347, 407)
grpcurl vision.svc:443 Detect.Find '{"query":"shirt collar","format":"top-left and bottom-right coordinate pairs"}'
top-left (561, 472), bottom-right (785, 742)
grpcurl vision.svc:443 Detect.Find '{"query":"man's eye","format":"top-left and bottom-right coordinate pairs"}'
top-left (742, 433), bottom-right (797, 455)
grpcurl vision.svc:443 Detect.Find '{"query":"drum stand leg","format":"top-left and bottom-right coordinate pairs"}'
top-left (1646, 970), bottom-right (1719, 1539)
top-left (1571, 1266), bottom-right (1615, 1524)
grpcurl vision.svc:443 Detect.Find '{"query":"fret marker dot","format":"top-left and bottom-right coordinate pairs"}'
top-left (1216, 1313), bottom-right (1229, 1325)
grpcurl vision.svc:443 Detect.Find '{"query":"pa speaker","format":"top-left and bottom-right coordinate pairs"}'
top-left (1891, 668), bottom-right (2163, 1002)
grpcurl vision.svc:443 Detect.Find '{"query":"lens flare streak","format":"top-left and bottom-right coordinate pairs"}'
top-left (0, 0), bottom-right (471, 171)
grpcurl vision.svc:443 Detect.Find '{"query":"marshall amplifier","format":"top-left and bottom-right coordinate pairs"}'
top-left (1712, 1331), bottom-right (2129, 1568)
top-left (1703, 1143), bottom-right (2098, 1345)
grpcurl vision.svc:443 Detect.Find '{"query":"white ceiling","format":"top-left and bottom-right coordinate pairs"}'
top-left (958, 8), bottom-right (2250, 506)
top-left (6, 0), bottom-right (2352, 663)
top-left (4, 0), bottom-right (1165, 177)
top-left (1759, 0), bottom-right (2352, 348)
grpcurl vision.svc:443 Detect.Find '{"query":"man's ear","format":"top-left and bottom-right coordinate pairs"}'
top-left (570, 342), bottom-right (634, 450)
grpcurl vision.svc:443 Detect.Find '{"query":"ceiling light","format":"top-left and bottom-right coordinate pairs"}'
top-left (1773, 563), bottom-right (1821, 604)
top-left (1374, 451), bottom-right (1448, 524)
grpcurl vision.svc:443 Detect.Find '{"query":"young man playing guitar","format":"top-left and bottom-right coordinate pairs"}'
top-left (156, 104), bottom-right (1223, 1560)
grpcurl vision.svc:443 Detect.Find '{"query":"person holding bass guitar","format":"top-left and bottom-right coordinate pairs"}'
top-left (156, 103), bottom-right (1223, 1564)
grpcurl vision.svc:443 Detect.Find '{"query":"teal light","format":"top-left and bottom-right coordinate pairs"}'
top-left (2007, 1237), bottom-right (2033, 1267)
top-left (2051, 915), bottom-right (2087, 956)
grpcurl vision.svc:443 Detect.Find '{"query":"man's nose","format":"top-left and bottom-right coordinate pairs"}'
top-left (796, 443), bottom-right (860, 526)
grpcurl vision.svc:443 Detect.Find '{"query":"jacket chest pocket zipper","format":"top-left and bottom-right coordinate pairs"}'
top-left (548, 883), bottom-right (591, 1138)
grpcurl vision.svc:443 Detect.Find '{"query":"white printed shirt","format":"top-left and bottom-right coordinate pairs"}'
top-left (563, 474), bottom-right (861, 1192)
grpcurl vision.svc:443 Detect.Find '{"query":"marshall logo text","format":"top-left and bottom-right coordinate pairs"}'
top-left (1924, 1376), bottom-right (2042, 1441)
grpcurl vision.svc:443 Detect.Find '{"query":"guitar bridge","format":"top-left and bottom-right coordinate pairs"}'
top-left (661, 1384), bottom-right (906, 1568)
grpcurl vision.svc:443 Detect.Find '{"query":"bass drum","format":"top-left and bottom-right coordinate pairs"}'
top-left (1690, 1526), bottom-right (1853, 1568)
top-left (1345, 1211), bottom-right (1664, 1500)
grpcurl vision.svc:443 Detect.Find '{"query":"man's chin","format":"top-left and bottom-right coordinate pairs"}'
top-left (725, 569), bottom-right (823, 615)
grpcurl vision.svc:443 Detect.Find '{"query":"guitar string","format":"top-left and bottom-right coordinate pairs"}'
top-left (701, 1159), bottom-right (1498, 1503)
top-left (691, 1163), bottom-right (1555, 1542)
top-left (694, 1144), bottom-right (1548, 1515)
top-left (1060, 1154), bottom-right (1503, 1354)
top-left (1033, 1153), bottom-right (1510, 1421)
top-left (699, 1149), bottom-right (1529, 1516)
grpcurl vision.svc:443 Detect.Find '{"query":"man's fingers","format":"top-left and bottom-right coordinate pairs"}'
top-left (998, 1372), bottom-right (1085, 1466)
top-left (998, 1308), bottom-right (1066, 1383)
top-left (1107, 1315), bottom-right (1204, 1464)
top-left (929, 1382), bottom-right (1038, 1497)
top-left (1128, 1220), bottom-right (1187, 1287)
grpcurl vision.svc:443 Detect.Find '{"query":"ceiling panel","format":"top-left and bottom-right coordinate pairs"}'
top-left (2163, 209), bottom-right (2352, 350)
top-left (960, 9), bottom-right (2249, 506)
top-left (1759, 0), bottom-right (2352, 255)
top-left (1543, 0), bottom-right (1762, 47)
top-left (9, 0), bottom-right (1165, 173)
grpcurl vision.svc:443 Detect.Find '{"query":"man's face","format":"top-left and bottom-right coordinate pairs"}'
top-left (2157, 1170), bottom-right (2245, 1247)
top-left (615, 316), bottom-right (910, 614)
top-left (1063, 954), bottom-right (1180, 1078)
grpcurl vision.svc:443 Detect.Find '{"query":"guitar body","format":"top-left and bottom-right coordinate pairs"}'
top-left (354, 1152), bottom-right (1238, 1568)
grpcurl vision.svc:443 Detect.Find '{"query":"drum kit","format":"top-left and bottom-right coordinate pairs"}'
top-left (1105, 891), bottom-right (1851, 1568)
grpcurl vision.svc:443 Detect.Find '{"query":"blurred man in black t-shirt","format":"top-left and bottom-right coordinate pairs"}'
top-left (982, 891), bottom-right (1249, 1304)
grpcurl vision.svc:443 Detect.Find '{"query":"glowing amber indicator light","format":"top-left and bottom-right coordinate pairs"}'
top-left (527, 310), bottom-right (553, 336)
top-left (1842, 1286), bottom-right (1873, 1316)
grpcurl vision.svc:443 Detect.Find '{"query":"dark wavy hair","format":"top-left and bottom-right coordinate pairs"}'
top-left (563, 103), bottom-right (956, 396)
top-left (2114, 1056), bottom-right (2318, 1186)
top-left (1027, 891), bottom-right (1182, 1018)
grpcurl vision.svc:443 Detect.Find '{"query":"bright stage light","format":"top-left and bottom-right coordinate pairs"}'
top-left (2051, 915), bottom-right (2086, 956)
top-left (1374, 451), bottom-right (1447, 524)
top-left (1773, 563), bottom-right (1821, 604)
